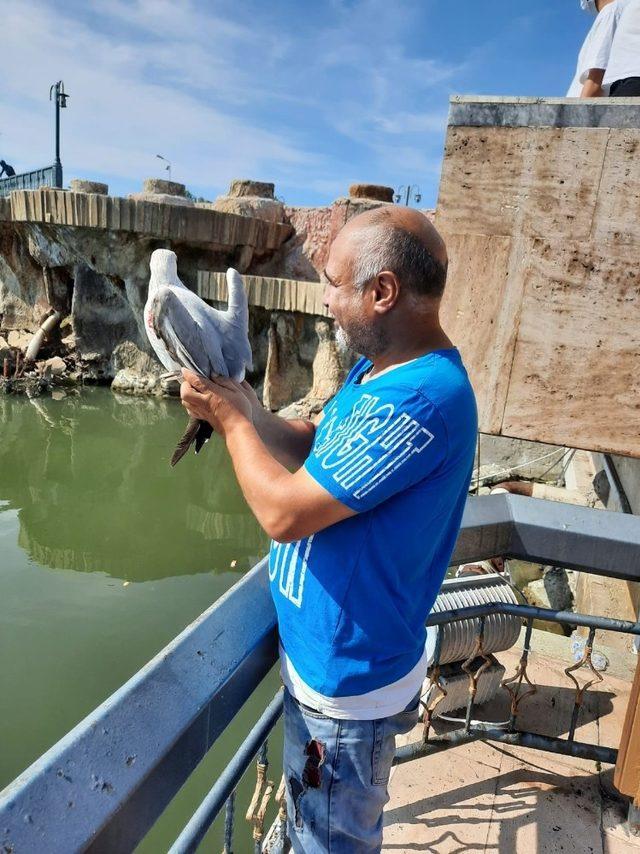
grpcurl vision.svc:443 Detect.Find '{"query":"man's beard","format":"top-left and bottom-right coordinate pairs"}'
top-left (334, 320), bottom-right (388, 359)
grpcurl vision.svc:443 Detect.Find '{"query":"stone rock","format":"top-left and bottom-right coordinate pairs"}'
top-left (72, 264), bottom-right (142, 369)
top-left (542, 566), bottom-right (574, 611)
top-left (348, 183), bottom-right (394, 202)
top-left (7, 330), bottom-right (32, 351)
top-left (475, 436), bottom-right (571, 486)
top-left (142, 178), bottom-right (186, 197)
top-left (128, 192), bottom-right (194, 207)
top-left (228, 179), bottom-right (275, 199)
top-left (507, 559), bottom-right (544, 589)
top-left (263, 313), bottom-right (312, 411)
top-left (279, 317), bottom-right (350, 418)
top-left (44, 356), bottom-right (66, 376)
top-left (522, 579), bottom-right (566, 635)
top-left (0, 335), bottom-right (10, 361)
top-left (61, 331), bottom-right (76, 351)
top-left (110, 341), bottom-right (163, 395)
top-left (213, 195), bottom-right (285, 224)
top-left (523, 566), bottom-right (574, 636)
top-left (69, 179), bottom-right (109, 195)
top-left (255, 196), bottom-right (393, 282)
top-left (111, 369), bottom-right (162, 395)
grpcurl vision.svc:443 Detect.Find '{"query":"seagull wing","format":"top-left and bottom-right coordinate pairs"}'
top-left (150, 286), bottom-right (228, 378)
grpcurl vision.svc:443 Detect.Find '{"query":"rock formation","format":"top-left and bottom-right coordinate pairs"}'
top-left (0, 181), bottom-right (434, 411)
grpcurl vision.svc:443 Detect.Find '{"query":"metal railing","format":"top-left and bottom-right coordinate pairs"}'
top-left (0, 163), bottom-right (62, 196)
top-left (397, 604), bottom-right (639, 768)
top-left (1, 493), bottom-right (639, 853)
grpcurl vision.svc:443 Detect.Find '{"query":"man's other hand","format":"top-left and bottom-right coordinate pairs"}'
top-left (239, 379), bottom-right (263, 414)
top-left (180, 369), bottom-right (253, 436)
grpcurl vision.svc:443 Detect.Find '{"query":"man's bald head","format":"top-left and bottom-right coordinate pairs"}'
top-left (334, 205), bottom-right (448, 299)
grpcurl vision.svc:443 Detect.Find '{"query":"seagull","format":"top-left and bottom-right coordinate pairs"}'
top-left (144, 248), bottom-right (252, 466)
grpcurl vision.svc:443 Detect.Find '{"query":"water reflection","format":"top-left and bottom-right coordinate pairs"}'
top-left (0, 389), bottom-right (268, 580)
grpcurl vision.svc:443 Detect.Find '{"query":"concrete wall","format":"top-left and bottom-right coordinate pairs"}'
top-left (436, 96), bottom-right (640, 458)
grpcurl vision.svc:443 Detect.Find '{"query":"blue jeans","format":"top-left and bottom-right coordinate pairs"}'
top-left (283, 689), bottom-right (420, 853)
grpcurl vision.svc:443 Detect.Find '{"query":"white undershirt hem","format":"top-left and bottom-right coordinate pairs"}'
top-left (279, 626), bottom-right (437, 720)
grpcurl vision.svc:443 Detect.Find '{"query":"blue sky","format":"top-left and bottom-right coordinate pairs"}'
top-left (1, 0), bottom-right (591, 207)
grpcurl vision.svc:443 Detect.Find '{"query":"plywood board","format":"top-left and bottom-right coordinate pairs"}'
top-left (502, 238), bottom-right (640, 456)
top-left (440, 232), bottom-right (530, 433)
top-left (592, 128), bottom-right (640, 246)
top-left (520, 127), bottom-right (608, 240)
top-left (437, 126), bottom-right (609, 241)
top-left (437, 126), bottom-right (531, 237)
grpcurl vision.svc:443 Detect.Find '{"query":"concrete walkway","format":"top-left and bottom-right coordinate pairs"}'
top-left (383, 631), bottom-right (639, 853)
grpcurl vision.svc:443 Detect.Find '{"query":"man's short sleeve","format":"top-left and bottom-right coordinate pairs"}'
top-left (304, 388), bottom-right (448, 512)
top-left (578, 5), bottom-right (619, 81)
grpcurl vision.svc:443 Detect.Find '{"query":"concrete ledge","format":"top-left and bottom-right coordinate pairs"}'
top-left (449, 95), bottom-right (640, 129)
top-left (6, 189), bottom-right (292, 251)
top-left (198, 271), bottom-right (329, 316)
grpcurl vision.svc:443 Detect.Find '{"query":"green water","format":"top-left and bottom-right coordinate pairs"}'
top-left (0, 388), bottom-right (282, 851)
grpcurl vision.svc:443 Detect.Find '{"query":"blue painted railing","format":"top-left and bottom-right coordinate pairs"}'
top-left (1, 494), bottom-right (639, 853)
top-left (0, 163), bottom-right (62, 197)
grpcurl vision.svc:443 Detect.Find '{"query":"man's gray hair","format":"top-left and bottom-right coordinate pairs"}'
top-left (351, 222), bottom-right (447, 298)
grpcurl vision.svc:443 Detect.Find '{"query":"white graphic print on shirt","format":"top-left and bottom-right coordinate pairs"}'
top-left (271, 392), bottom-right (435, 608)
top-left (269, 535), bottom-right (315, 607)
top-left (313, 393), bottom-right (434, 500)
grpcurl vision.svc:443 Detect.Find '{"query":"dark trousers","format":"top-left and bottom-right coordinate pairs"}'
top-left (610, 77), bottom-right (640, 97)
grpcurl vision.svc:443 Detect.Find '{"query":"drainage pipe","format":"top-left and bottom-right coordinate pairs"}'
top-left (25, 311), bottom-right (62, 362)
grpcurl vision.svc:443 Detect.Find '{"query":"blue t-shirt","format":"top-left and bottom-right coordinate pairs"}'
top-left (268, 348), bottom-right (478, 697)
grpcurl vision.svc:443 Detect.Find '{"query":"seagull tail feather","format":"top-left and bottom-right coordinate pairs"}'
top-left (170, 417), bottom-right (202, 467)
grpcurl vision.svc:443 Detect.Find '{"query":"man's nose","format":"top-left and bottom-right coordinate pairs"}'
top-left (322, 283), bottom-right (331, 310)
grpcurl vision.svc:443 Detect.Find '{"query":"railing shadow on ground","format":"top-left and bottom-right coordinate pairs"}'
top-left (429, 684), bottom-right (615, 741)
top-left (382, 765), bottom-right (628, 854)
top-left (0, 493), bottom-right (639, 853)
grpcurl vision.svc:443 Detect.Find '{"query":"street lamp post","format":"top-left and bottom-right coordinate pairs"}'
top-left (394, 184), bottom-right (422, 207)
top-left (49, 81), bottom-right (69, 188)
top-left (156, 154), bottom-right (172, 181)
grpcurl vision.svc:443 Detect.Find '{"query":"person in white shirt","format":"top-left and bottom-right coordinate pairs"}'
top-left (605, 0), bottom-right (640, 95)
top-left (568, 0), bottom-right (620, 97)
top-left (568, 0), bottom-right (640, 98)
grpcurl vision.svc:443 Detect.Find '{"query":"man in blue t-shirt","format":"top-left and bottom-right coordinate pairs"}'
top-left (181, 206), bottom-right (478, 852)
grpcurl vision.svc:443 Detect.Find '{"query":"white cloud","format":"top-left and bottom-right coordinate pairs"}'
top-left (0, 0), bottom-right (461, 203)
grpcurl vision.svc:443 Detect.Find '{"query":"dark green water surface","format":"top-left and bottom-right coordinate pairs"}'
top-left (0, 388), bottom-right (281, 851)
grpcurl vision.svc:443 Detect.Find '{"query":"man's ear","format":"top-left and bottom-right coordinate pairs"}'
top-left (372, 271), bottom-right (400, 314)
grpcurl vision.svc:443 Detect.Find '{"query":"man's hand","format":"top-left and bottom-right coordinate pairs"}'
top-left (180, 369), bottom-right (252, 436)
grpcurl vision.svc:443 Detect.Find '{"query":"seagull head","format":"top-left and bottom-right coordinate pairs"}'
top-left (149, 249), bottom-right (179, 291)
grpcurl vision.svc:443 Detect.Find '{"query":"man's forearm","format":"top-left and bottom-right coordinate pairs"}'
top-left (224, 419), bottom-right (297, 539)
top-left (252, 406), bottom-right (315, 470)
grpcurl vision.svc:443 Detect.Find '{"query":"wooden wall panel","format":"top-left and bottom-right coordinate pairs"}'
top-left (437, 127), bottom-right (530, 237)
top-left (502, 239), bottom-right (640, 456)
top-left (592, 129), bottom-right (640, 246)
top-left (519, 128), bottom-right (608, 240)
top-left (437, 127), bottom-right (609, 240)
top-left (436, 108), bottom-right (640, 457)
top-left (439, 233), bottom-right (528, 433)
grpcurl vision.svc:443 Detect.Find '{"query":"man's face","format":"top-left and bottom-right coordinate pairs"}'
top-left (323, 233), bottom-right (386, 357)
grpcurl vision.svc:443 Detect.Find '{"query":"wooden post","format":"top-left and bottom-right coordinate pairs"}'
top-left (615, 657), bottom-right (640, 834)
